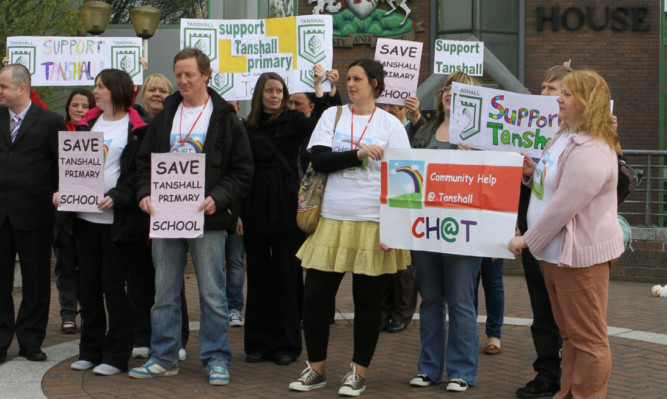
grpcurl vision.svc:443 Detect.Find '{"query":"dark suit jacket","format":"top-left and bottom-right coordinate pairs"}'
top-left (0, 103), bottom-right (65, 231)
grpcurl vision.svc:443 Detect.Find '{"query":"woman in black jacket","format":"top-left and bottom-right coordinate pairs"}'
top-left (54, 69), bottom-right (150, 375)
top-left (241, 71), bottom-right (324, 365)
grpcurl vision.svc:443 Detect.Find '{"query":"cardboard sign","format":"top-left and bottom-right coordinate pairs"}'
top-left (6, 36), bottom-right (143, 86)
top-left (374, 38), bottom-right (422, 105)
top-left (433, 39), bottom-right (484, 76)
top-left (181, 16), bottom-right (333, 100)
top-left (57, 131), bottom-right (105, 212)
top-left (150, 153), bottom-right (205, 239)
top-left (450, 82), bottom-right (562, 158)
top-left (380, 148), bottom-right (523, 258)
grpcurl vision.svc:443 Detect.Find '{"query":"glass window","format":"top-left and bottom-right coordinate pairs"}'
top-left (481, 0), bottom-right (518, 32)
top-left (439, 0), bottom-right (473, 32)
top-left (483, 33), bottom-right (517, 74)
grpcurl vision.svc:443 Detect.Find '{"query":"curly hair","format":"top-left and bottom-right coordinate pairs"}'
top-left (561, 70), bottom-right (621, 154)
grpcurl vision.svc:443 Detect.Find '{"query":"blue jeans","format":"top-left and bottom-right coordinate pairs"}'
top-left (150, 231), bottom-right (231, 371)
top-left (225, 233), bottom-right (245, 313)
top-left (476, 257), bottom-right (504, 339)
top-left (413, 251), bottom-right (481, 385)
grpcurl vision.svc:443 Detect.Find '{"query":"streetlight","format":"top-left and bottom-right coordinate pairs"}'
top-left (130, 6), bottom-right (162, 60)
top-left (78, 0), bottom-right (113, 36)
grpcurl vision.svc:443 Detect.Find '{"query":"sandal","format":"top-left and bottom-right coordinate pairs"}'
top-left (484, 343), bottom-right (502, 355)
top-left (61, 320), bottom-right (77, 334)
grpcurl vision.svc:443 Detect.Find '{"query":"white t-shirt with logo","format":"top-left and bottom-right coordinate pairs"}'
top-left (78, 114), bottom-right (130, 225)
top-left (169, 101), bottom-right (213, 153)
top-left (308, 105), bottom-right (411, 222)
top-left (527, 133), bottom-right (572, 263)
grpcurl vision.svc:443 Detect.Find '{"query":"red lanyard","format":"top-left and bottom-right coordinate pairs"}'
top-left (350, 105), bottom-right (376, 151)
top-left (178, 95), bottom-right (210, 147)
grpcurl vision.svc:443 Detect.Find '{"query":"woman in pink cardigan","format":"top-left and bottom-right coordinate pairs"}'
top-left (508, 70), bottom-right (625, 399)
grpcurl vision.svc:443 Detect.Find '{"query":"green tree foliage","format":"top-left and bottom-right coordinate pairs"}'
top-left (102, 0), bottom-right (208, 25)
top-left (0, 0), bottom-right (81, 57)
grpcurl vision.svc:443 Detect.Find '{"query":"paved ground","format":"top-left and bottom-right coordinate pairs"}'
top-left (1, 271), bottom-right (666, 398)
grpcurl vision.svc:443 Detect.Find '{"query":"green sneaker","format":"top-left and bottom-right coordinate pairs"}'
top-left (338, 363), bottom-right (366, 396)
top-left (288, 361), bottom-right (326, 391)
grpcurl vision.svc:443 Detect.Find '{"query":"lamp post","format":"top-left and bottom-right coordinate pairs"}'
top-left (130, 6), bottom-right (162, 60)
top-left (78, 0), bottom-right (113, 36)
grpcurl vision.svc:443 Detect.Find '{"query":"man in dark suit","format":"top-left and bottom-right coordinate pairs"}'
top-left (0, 64), bottom-right (65, 362)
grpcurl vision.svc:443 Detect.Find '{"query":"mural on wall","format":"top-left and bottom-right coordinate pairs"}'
top-left (308, 0), bottom-right (423, 47)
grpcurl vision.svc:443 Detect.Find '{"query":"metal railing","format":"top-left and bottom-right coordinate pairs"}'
top-left (619, 150), bottom-right (667, 227)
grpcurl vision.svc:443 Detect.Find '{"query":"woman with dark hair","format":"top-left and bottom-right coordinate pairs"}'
top-left (241, 69), bottom-right (323, 366)
top-left (288, 59), bottom-right (411, 396)
top-left (509, 70), bottom-right (624, 398)
top-left (65, 89), bottom-right (95, 131)
top-left (53, 69), bottom-right (150, 376)
top-left (53, 89), bottom-right (96, 335)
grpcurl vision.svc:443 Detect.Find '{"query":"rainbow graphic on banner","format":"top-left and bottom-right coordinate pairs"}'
top-left (387, 162), bottom-right (424, 209)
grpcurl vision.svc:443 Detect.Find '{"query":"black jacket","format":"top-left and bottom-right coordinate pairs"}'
top-left (136, 88), bottom-right (253, 232)
top-left (77, 105), bottom-right (151, 242)
top-left (242, 110), bottom-right (316, 237)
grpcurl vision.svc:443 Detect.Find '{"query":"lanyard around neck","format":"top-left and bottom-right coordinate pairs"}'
top-left (178, 95), bottom-right (210, 147)
top-left (350, 105), bottom-right (376, 151)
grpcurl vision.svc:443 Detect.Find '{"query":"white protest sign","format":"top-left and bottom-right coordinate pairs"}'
top-left (433, 39), bottom-right (484, 76)
top-left (6, 37), bottom-right (143, 86)
top-left (150, 153), bottom-right (205, 239)
top-left (57, 131), bottom-right (105, 212)
top-left (180, 16), bottom-right (333, 100)
top-left (449, 82), bottom-right (561, 158)
top-left (380, 148), bottom-right (522, 258)
top-left (374, 38), bottom-right (422, 105)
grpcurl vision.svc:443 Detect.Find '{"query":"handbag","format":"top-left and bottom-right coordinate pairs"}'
top-left (617, 154), bottom-right (643, 205)
top-left (296, 106), bottom-right (342, 234)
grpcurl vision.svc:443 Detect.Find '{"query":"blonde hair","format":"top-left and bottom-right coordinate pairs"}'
top-left (561, 70), bottom-right (621, 154)
top-left (436, 71), bottom-right (481, 116)
top-left (143, 73), bottom-right (174, 96)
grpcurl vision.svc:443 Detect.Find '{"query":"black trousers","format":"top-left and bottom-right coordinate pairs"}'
top-left (518, 184), bottom-right (561, 384)
top-left (0, 219), bottom-right (51, 352)
top-left (303, 269), bottom-right (392, 367)
top-left (380, 267), bottom-right (417, 325)
top-left (244, 232), bottom-right (303, 360)
top-left (73, 219), bottom-right (133, 370)
top-left (126, 250), bottom-right (190, 349)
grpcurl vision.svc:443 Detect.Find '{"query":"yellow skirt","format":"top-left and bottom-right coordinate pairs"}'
top-left (297, 218), bottom-right (411, 276)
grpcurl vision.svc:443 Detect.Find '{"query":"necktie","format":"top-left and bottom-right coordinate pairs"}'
top-left (10, 115), bottom-right (22, 143)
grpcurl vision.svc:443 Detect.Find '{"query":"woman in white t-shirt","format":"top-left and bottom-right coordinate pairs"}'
top-left (54, 69), bottom-right (150, 376)
top-left (289, 59), bottom-right (411, 396)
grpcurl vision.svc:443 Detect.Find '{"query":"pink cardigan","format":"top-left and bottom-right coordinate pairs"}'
top-left (523, 132), bottom-right (625, 268)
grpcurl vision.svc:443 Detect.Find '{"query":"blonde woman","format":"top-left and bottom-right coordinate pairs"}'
top-left (509, 70), bottom-right (624, 398)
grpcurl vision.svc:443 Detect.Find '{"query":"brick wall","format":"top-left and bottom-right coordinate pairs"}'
top-left (524, 0), bottom-right (660, 151)
top-left (297, 0), bottom-right (432, 103)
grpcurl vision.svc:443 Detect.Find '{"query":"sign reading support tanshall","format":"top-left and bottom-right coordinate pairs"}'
top-left (150, 153), bottom-right (205, 239)
top-left (380, 148), bottom-right (522, 258)
top-left (433, 39), bottom-right (484, 76)
top-left (6, 36), bottom-right (143, 86)
top-left (58, 131), bottom-right (104, 212)
top-left (374, 38), bottom-right (422, 105)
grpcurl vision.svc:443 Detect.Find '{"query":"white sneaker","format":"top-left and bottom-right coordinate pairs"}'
top-left (128, 360), bottom-right (179, 379)
top-left (178, 348), bottom-right (186, 361)
top-left (446, 378), bottom-right (470, 392)
top-left (230, 311), bottom-right (244, 327)
top-left (131, 347), bottom-right (151, 359)
top-left (93, 363), bottom-right (123, 376)
top-left (71, 360), bottom-right (95, 370)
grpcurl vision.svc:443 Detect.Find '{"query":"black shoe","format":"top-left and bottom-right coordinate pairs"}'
top-left (245, 352), bottom-right (264, 363)
top-left (516, 379), bottom-right (560, 398)
top-left (274, 354), bottom-right (293, 365)
top-left (385, 320), bottom-right (407, 333)
top-left (380, 319), bottom-right (391, 332)
top-left (61, 320), bottom-right (77, 334)
top-left (18, 347), bottom-right (47, 361)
